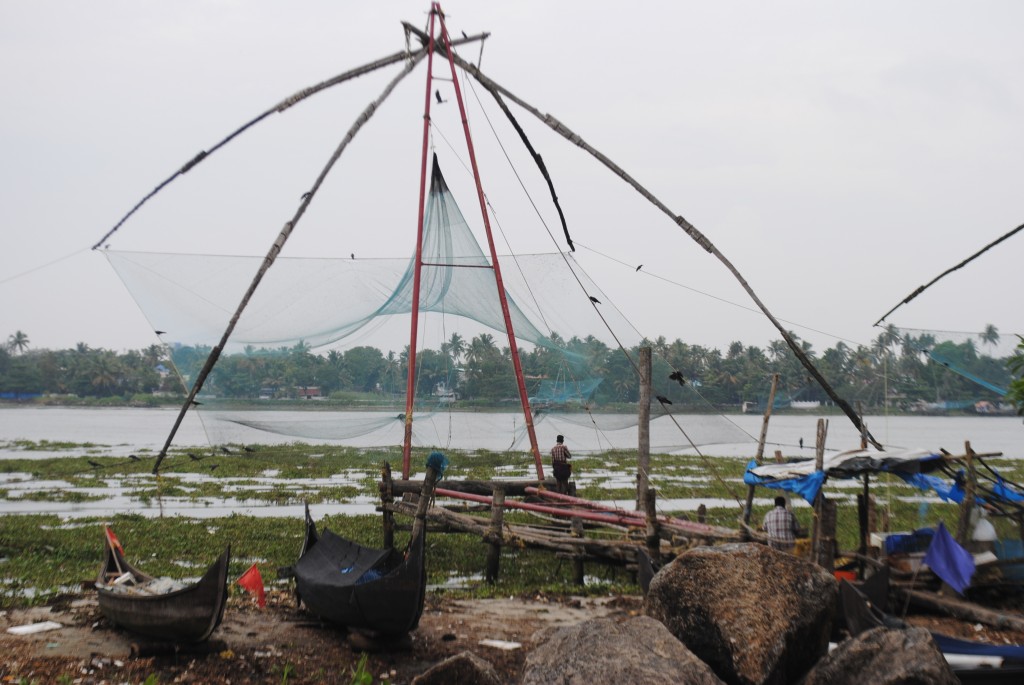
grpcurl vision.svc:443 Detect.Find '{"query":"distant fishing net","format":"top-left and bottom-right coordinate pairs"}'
top-left (891, 326), bottom-right (1015, 401)
top-left (106, 158), bottom-right (754, 454)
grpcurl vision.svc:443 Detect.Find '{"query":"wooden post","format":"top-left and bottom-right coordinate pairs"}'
top-left (645, 488), bottom-right (660, 564)
top-left (381, 461), bottom-right (395, 549)
top-left (955, 441), bottom-right (977, 545)
top-left (743, 374), bottom-right (780, 526)
top-left (811, 418), bottom-right (828, 565)
top-left (485, 487), bottom-right (506, 584)
top-left (409, 463), bottom-right (440, 545)
top-left (571, 517), bottom-right (586, 586)
top-left (857, 474), bottom-right (869, 579)
top-left (637, 347), bottom-right (652, 511)
top-left (817, 498), bottom-right (837, 572)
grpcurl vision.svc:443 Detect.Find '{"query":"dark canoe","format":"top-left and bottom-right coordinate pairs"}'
top-left (293, 505), bottom-right (426, 636)
top-left (96, 541), bottom-right (230, 643)
top-left (839, 574), bottom-right (1024, 684)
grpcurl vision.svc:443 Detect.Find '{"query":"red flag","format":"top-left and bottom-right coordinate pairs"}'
top-left (105, 527), bottom-right (124, 554)
top-left (237, 563), bottom-right (266, 608)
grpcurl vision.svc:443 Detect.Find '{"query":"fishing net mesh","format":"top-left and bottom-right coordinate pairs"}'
top-left (891, 326), bottom-right (1015, 402)
top-left (105, 158), bottom-right (755, 457)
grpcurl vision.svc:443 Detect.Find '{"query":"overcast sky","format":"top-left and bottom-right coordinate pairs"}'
top-left (1, 1), bottom-right (1021, 357)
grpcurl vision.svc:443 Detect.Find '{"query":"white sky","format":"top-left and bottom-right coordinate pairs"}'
top-left (1, 1), bottom-right (1022, 356)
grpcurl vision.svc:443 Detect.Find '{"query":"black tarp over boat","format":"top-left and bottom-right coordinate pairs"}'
top-left (95, 528), bottom-right (230, 643)
top-left (293, 461), bottom-right (441, 636)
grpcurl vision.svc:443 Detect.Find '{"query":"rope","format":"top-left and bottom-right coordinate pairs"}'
top-left (0, 247), bottom-right (90, 286)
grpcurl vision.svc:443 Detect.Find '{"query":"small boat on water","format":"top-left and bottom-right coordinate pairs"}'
top-left (293, 502), bottom-right (428, 637)
top-left (95, 528), bottom-right (230, 643)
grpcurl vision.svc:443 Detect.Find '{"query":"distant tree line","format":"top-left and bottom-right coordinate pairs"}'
top-left (1, 326), bottom-right (1016, 411)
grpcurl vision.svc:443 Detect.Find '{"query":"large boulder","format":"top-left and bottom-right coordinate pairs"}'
top-left (522, 616), bottom-right (726, 685)
top-left (802, 626), bottom-right (959, 685)
top-left (645, 542), bottom-right (836, 685)
top-left (411, 650), bottom-right (501, 685)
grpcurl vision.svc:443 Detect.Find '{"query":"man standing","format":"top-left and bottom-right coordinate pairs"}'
top-left (550, 434), bottom-right (572, 494)
top-left (762, 496), bottom-right (800, 552)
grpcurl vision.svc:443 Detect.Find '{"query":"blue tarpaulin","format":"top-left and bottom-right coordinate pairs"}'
top-left (743, 460), bottom-right (825, 504)
top-left (923, 521), bottom-right (975, 594)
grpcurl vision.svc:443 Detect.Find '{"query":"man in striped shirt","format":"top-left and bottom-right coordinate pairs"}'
top-left (550, 434), bottom-right (572, 494)
top-left (762, 496), bottom-right (799, 552)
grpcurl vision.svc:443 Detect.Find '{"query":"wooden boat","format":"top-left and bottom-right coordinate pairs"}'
top-left (839, 574), bottom-right (1024, 683)
top-left (293, 503), bottom-right (427, 636)
top-left (95, 528), bottom-right (230, 643)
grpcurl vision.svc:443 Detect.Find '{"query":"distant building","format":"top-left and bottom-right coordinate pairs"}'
top-left (297, 386), bottom-right (322, 400)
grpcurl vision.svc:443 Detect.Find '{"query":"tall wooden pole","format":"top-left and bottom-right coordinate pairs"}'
top-left (637, 347), bottom-right (652, 511)
top-left (812, 418), bottom-right (830, 567)
top-left (955, 441), bottom-right (977, 545)
top-left (743, 373), bottom-right (779, 525)
top-left (434, 5), bottom-right (545, 479)
top-left (401, 7), bottom-right (439, 480)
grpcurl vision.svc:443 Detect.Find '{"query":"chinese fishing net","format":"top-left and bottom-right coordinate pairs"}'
top-left (106, 157), bottom-right (755, 458)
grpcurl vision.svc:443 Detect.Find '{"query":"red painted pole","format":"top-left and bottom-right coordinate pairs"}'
top-left (434, 7), bottom-right (546, 481)
top-left (434, 487), bottom-right (639, 526)
top-left (402, 6), bottom-right (439, 480)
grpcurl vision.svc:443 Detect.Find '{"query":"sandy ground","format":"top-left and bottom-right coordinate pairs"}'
top-left (5, 587), bottom-right (1024, 684)
top-left (0, 589), bottom-right (644, 684)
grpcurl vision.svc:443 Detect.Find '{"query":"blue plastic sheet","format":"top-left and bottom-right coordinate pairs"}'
top-left (743, 460), bottom-right (825, 504)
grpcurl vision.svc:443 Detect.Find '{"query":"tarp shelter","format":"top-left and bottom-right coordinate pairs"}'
top-left (744, 448), bottom-right (943, 504)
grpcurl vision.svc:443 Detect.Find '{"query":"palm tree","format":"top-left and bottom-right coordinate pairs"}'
top-left (447, 332), bottom-right (465, 366)
top-left (981, 324), bottom-right (1000, 350)
top-left (7, 330), bottom-right (29, 355)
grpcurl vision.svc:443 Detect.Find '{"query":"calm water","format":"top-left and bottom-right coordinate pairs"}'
top-left (0, 406), bottom-right (1020, 518)
top-left (0, 406), bottom-right (1020, 458)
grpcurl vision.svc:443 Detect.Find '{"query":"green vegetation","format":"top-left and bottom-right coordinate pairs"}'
top-left (0, 324), bottom-right (1013, 410)
top-left (2, 443), bottom-right (1022, 609)
top-left (1007, 335), bottom-right (1024, 414)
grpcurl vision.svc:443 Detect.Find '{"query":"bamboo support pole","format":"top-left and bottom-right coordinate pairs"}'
top-left (151, 52), bottom-right (426, 474)
top-left (812, 418), bottom-right (829, 567)
top-left (445, 50), bottom-right (882, 451)
top-left (743, 373), bottom-right (780, 526)
top-left (637, 347), bottom-right (652, 511)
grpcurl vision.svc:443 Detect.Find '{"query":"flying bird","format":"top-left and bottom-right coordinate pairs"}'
top-left (668, 371), bottom-right (686, 386)
top-left (351, 253), bottom-right (355, 260)
top-left (219, 446), bottom-right (233, 454)
top-left (301, 191), bottom-right (312, 201)
top-left (243, 446), bottom-right (256, 453)
top-left (435, 89), bottom-right (445, 104)
top-left (87, 459), bottom-right (102, 469)
top-left (154, 330), bottom-right (166, 335)
top-left (209, 464), bottom-right (219, 471)
top-left (656, 395), bottom-right (673, 405)
top-left (588, 296), bottom-right (601, 304)
top-left (128, 454), bottom-right (140, 461)
top-left (461, 30), bottom-right (468, 38)
top-left (190, 400), bottom-right (202, 407)
top-left (188, 453), bottom-right (203, 461)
